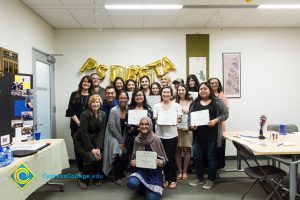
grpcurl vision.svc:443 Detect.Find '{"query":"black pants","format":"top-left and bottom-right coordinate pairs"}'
top-left (71, 132), bottom-right (83, 172)
top-left (161, 137), bottom-right (178, 183)
top-left (114, 153), bottom-right (129, 180)
top-left (80, 161), bottom-right (103, 184)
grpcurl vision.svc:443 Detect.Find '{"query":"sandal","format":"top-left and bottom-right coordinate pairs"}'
top-left (182, 173), bottom-right (188, 181)
top-left (176, 172), bottom-right (183, 180)
top-left (168, 182), bottom-right (177, 189)
top-left (163, 181), bottom-right (169, 188)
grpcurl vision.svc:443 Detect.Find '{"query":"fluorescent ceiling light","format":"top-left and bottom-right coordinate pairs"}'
top-left (105, 5), bottom-right (183, 10)
top-left (258, 4), bottom-right (300, 9)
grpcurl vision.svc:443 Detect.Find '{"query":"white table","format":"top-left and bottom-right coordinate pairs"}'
top-left (224, 131), bottom-right (300, 200)
top-left (0, 139), bottom-right (69, 200)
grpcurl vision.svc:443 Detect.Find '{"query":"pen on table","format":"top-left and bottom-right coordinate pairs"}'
top-left (239, 135), bottom-right (258, 138)
top-left (277, 142), bottom-right (284, 147)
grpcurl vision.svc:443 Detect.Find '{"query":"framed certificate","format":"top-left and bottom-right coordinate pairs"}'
top-left (128, 110), bottom-right (148, 125)
top-left (136, 151), bottom-right (157, 169)
top-left (146, 95), bottom-right (161, 109)
top-left (190, 109), bottom-right (209, 126)
top-left (157, 110), bottom-right (177, 125)
top-left (177, 114), bottom-right (188, 129)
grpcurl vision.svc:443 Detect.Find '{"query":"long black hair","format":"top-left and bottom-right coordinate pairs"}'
top-left (175, 83), bottom-right (192, 103)
top-left (208, 77), bottom-right (223, 93)
top-left (195, 82), bottom-right (215, 101)
top-left (128, 89), bottom-right (149, 109)
top-left (186, 74), bottom-right (200, 92)
top-left (150, 82), bottom-right (161, 95)
top-left (73, 75), bottom-right (92, 102)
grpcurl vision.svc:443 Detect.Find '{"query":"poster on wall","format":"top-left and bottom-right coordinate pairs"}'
top-left (222, 53), bottom-right (241, 98)
top-left (189, 57), bottom-right (207, 83)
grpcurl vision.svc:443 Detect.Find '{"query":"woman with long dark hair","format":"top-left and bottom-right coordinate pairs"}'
top-left (186, 74), bottom-right (199, 92)
top-left (175, 84), bottom-right (193, 181)
top-left (140, 76), bottom-right (151, 95)
top-left (188, 82), bottom-right (228, 190)
top-left (66, 75), bottom-right (92, 172)
top-left (126, 90), bottom-right (153, 161)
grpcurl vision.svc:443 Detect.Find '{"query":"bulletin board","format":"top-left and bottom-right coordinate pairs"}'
top-left (0, 72), bottom-right (33, 145)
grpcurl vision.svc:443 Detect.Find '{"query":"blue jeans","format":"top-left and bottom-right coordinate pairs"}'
top-left (192, 140), bottom-right (217, 181)
top-left (127, 177), bottom-right (161, 200)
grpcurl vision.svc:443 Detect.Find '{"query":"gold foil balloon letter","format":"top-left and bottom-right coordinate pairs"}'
top-left (80, 58), bottom-right (97, 73)
top-left (110, 65), bottom-right (126, 83)
top-left (161, 57), bottom-right (176, 74)
top-left (96, 64), bottom-right (108, 80)
top-left (126, 65), bottom-right (139, 81)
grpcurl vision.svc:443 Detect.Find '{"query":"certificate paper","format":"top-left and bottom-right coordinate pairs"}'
top-left (128, 110), bottom-right (148, 125)
top-left (146, 95), bottom-right (161, 109)
top-left (177, 114), bottom-right (188, 129)
top-left (190, 109), bottom-right (209, 126)
top-left (189, 91), bottom-right (198, 100)
top-left (157, 110), bottom-right (177, 125)
top-left (136, 151), bottom-right (157, 169)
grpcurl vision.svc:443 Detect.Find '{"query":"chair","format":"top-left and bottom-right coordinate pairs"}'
top-left (232, 140), bottom-right (287, 200)
top-left (267, 124), bottom-right (298, 134)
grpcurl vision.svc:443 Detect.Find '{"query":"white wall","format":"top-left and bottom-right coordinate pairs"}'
top-left (0, 0), bottom-right (55, 74)
top-left (55, 28), bottom-right (300, 157)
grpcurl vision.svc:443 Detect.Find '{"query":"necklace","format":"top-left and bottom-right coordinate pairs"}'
top-left (81, 95), bottom-right (89, 110)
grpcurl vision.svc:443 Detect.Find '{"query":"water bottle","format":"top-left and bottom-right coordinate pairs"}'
top-left (0, 146), bottom-right (5, 168)
top-left (5, 146), bottom-right (12, 163)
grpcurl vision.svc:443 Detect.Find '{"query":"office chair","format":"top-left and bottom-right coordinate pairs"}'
top-left (232, 140), bottom-right (287, 200)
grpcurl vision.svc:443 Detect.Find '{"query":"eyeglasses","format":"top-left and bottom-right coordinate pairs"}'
top-left (135, 94), bottom-right (144, 97)
top-left (140, 123), bottom-right (149, 127)
top-left (92, 78), bottom-right (100, 80)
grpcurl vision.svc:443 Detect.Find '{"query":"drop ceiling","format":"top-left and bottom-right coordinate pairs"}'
top-left (21, 0), bottom-right (300, 28)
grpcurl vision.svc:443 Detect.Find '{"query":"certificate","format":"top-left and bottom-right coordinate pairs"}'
top-left (157, 110), bottom-right (177, 125)
top-left (146, 95), bottom-right (161, 108)
top-left (189, 91), bottom-right (198, 100)
top-left (190, 109), bottom-right (209, 126)
top-left (177, 114), bottom-right (188, 129)
top-left (128, 110), bottom-right (148, 125)
top-left (136, 151), bottom-right (157, 169)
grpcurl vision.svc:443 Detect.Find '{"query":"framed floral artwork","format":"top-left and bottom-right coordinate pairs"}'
top-left (222, 53), bottom-right (241, 98)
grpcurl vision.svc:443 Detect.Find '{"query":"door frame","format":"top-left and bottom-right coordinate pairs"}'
top-left (32, 48), bottom-right (56, 138)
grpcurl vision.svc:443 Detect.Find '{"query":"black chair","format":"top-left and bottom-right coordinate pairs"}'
top-left (232, 140), bottom-right (287, 200)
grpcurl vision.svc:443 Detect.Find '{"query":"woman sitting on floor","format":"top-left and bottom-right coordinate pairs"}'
top-left (127, 117), bottom-right (168, 200)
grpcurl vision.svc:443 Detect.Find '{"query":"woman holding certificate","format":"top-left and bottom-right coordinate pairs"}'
top-left (188, 82), bottom-right (228, 190)
top-left (175, 84), bottom-right (193, 181)
top-left (126, 89), bottom-right (153, 161)
top-left (153, 86), bottom-right (183, 189)
top-left (103, 90), bottom-right (129, 186)
top-left (127, 117), bottom-right (167, 200)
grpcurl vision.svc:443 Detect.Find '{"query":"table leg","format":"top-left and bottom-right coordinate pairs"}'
top-left (289, 163), bottom-right (297, 200)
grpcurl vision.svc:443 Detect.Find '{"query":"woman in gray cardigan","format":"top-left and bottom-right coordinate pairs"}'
top-left (73, 94), bottom-right (106, 189)
top-left (103, 90), bottom-right (129, 186)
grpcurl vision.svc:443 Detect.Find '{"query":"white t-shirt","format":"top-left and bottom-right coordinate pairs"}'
top-left (153, 102), bottom-right (183, 139)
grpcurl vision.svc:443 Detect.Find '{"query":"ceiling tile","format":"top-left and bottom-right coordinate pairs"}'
top-left (236, 9), bottom-right (286, 27)
top-left (206, 9), bottom-right (253, 27)
top-left (265, 10), bottom-right (300, 27)
top-left (70, 8), bottom-right (112, 28)
top-left (107, 10), bottom-right (143, 28)
top-left (34, 8), bottom-right (81, 28)
top-left (21, 0), bottom-right (61, 5)
top-left (144, 10), bottom-right (180, 28)
top-left (175, 9), bottom-right (216, 27)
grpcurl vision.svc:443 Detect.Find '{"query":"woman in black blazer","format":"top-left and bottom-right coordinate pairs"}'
top-left (73, 94), bottom-right (106, 189)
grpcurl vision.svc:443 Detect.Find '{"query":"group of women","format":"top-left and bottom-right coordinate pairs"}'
top-left (66, 73), bottom-right (229, 200)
